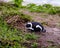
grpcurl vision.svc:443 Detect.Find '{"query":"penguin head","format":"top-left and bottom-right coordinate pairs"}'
top-left (26, 22), bottom-right (32, 28)
top-left (26, 24), bottom-right (31, 28)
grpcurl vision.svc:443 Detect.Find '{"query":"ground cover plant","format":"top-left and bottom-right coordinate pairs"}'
top-left (26, 4), bottom-right (60, 14)
top-left (0, 2), bottom-right (38, 48)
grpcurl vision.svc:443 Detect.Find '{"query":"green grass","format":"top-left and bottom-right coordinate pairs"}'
top-left (25, 33), bottom-right (38, 40)
top-left (26, 4), bottom-right (60, 14)
top-left (0, 2), bottom-right (37, 48)
top-left (14, 0), bottom-right (23, 7)
top-left (0, 2), bottom-right (32, 22)
top-left (0, 16), bottom-right (26, 48)
top-left (31, 42), bottom-right (38, 48)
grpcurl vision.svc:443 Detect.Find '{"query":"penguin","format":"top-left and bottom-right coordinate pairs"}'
top-left (26, 22), bottom-right (46, 32)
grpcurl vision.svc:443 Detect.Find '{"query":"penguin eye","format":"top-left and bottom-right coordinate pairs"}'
top-left (26, 24), bottom-right (31, 27)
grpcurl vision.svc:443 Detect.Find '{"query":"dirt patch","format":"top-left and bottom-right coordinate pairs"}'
top-left (20, 9), bottom-right (60, 47)
top-left (37, 30), bottom-right (60, 47)
top-left (20, 9), bottom-right (60, 28)
top-left (5, 15), bottom-right (26, 32)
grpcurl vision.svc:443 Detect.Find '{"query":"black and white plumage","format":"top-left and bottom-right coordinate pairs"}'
top-left (26, 22), bottom-right (46, 32)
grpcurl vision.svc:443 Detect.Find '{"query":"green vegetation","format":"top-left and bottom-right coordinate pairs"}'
top-left (25, 33), bottom-right (38, 40)
top-left (31, 42), bottom-right (38, 48)
top-left (0, 14), bottom-right (26, 48)
top-left (0, 2), bottom-right (37, 48)
top-left (0, 2), bottom-right (32, 22)
top-left (26, 4), bottom-right (60, 14)
top-left (14, 0), bottom-right (23, 7)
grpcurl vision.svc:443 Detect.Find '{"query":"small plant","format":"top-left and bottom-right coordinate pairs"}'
top-left (42, 4), bottom-right (53, 8)
top-left (25, 33), bottom-right (38, 40)
top-left (20, 13), bottom-right (32, 22)
top-left (47, 8), bottom-right (57, 14)
top-left (31, 42), bottom-right (38, 48)
top-left (14, 0), bottom-right (23, 7)
top-left (26, 4), bottom-right (60, 14)
top-left (27, 3), bottom-right (36, 8)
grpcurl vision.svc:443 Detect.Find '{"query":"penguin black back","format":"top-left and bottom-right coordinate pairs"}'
top-left (32, 22), bottom-right (46, 32)
top-left (26, 22), bottom-right (46, 32)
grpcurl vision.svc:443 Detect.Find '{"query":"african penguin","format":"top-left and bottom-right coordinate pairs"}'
top-left (26, 22), bottom-right (46, 32)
